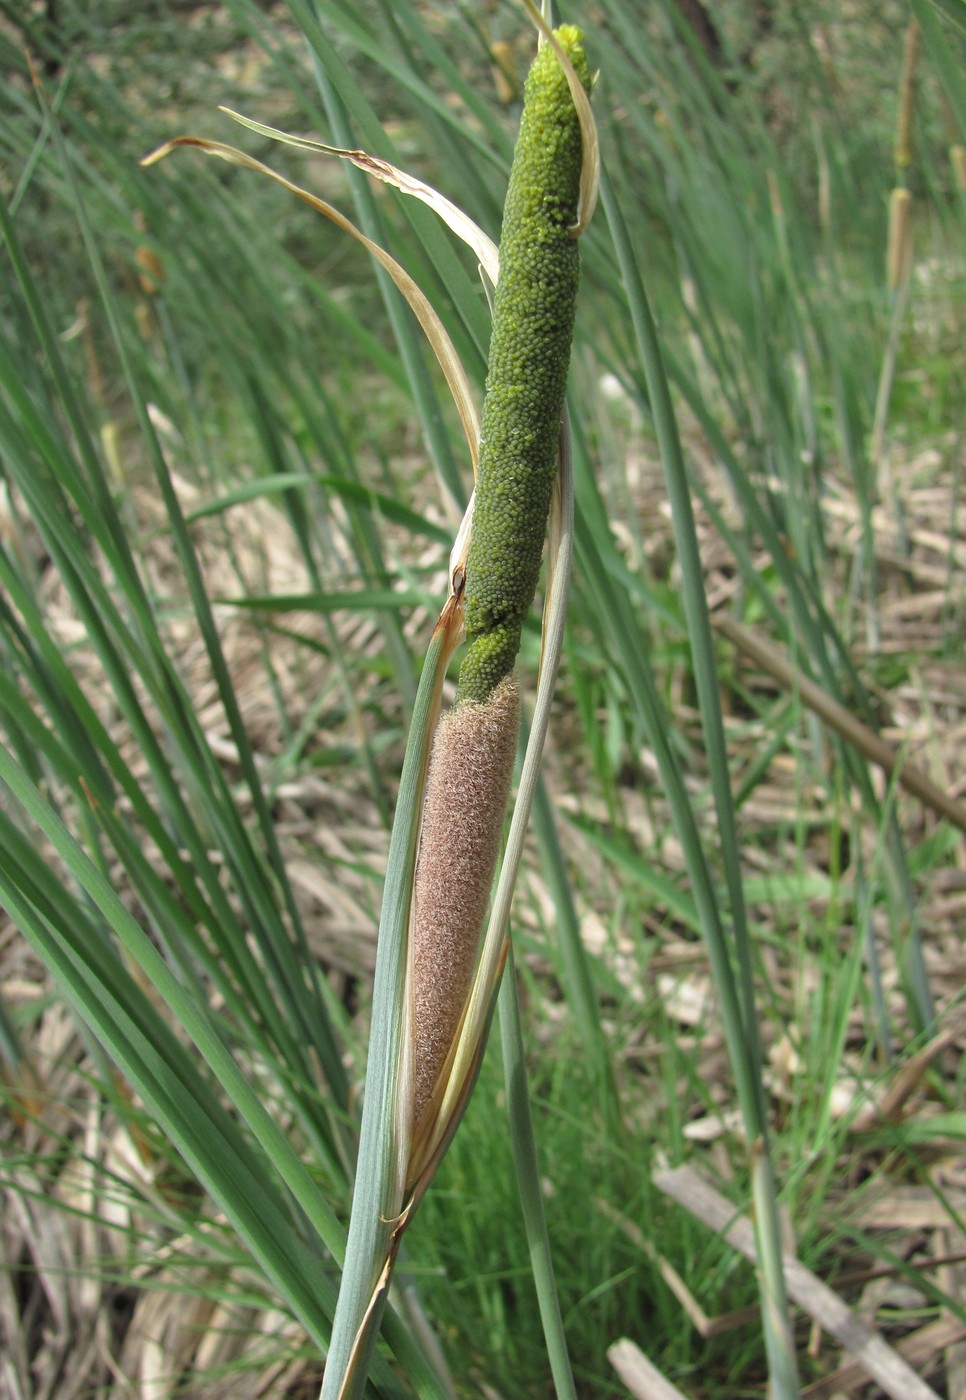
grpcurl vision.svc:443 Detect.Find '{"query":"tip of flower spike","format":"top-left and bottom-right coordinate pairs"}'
top-left (139, 129), bottom-right (482, 482)
top-left (523, 7), bottom-right (598, 235)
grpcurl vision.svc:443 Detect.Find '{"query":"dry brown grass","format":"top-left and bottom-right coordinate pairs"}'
top-left (1, 419), bottom-right (964, 1396)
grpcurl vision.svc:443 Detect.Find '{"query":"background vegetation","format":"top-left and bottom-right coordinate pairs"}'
top-left (1, 0), bottom-right (965, 1396)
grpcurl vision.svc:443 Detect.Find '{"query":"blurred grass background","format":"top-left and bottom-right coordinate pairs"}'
top-left (1, 1), bottom-right (965, 1396)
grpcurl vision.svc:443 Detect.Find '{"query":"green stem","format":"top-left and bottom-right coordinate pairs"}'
top-left (499, 942), bottom-right (577, 1400)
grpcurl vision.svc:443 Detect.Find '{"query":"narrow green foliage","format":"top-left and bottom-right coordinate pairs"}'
top-left (459, 27), bottom-right (591, 703)
top-left (4, 5), bottom-right (963, 1398)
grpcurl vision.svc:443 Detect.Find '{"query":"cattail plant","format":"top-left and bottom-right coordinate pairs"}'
top-left (938, 90), bottom-right (966, 206)
top-left (952, 141), bottom-right (966, 195)
top-left (885, 185), bottom-right (913, 291)
top-left (872, 17), bottom-right (922, 549)
top-left (8, 7), bottom-right (964, 1397)
top-left (143, 13), bottom-right (810, 1395)
top-left (886, 18), bottom-right (919, 292)
top-left (406, 21), bottom-right (591, 1169)
top-left (324, 27), bottom-right (596, 1397)
top-left (147, 15), bottom-right (597, 1397)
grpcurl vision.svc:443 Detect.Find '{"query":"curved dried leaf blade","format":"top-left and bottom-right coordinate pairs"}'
top-left (141, 137), bottom-right (481, 473)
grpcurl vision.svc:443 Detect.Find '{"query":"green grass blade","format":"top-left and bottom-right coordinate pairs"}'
top-left (321, 624), bottom-right (452, 1400)
top-left (599, 168), bottom-right (800, 1399)
top-left (498, 942), bottom-right (577, 1400)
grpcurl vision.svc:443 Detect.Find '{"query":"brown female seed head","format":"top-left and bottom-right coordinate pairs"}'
top-left (410, 677), bottom-right (520, 1127)
top-left (886, 186), bottom-right (912, 290)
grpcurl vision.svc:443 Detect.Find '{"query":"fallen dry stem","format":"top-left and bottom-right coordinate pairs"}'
top-left (655, 1163), bottom-right (943, 1400)
top-left (714, 614), bottom-right (966, 836)
top-left (801, 1317), bottom-right (966, 1400)
top-left (607, 1338), bottom-right (691, 1400)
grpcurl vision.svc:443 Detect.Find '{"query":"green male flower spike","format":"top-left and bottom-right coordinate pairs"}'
top-left (408, 21), bottom-right (591, 1149)
top-left (458, 25), bottom-right (591, 706)
top-left (143, 14), bottom-right (597, 1399)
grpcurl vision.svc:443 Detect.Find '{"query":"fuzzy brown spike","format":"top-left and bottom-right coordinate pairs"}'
top-left (886, 187), bottom-right (912, 290)
top-left (952, 145), bottom-right (966, 194)
top-left (409, 678), bottom-right (520, 1127)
